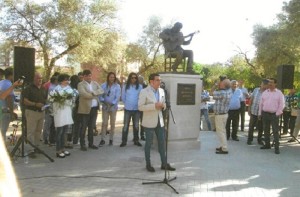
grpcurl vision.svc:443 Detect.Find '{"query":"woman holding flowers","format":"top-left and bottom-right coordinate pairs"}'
top-left (49, 74), bottom-right (78, 158)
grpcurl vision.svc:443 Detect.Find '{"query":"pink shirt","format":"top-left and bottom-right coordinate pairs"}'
top-left (258, 88), bottom-right (285, 116)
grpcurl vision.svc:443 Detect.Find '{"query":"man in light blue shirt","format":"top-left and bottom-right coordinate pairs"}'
top-left (226, 80), bottom-right (242, 141)
top-left (120, 72), bottom-right (143, 147)
top-left (0, 68), bottom-right (16, 139)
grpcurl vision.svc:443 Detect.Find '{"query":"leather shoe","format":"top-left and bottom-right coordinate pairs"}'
top-left (161, 163), bottom-right (176, 171)
top-left (260, 145), bottom-right (271, 149)
top-left (216, 149), bottom-right (228, 154)
top-left (134, 141), bottom-right (142, 147)
top-left (146, 165), bottom-right (155, 172)
top-left (275, 149), bottom-right (280, 154)
top-left (89, 144), bottom-right (98, 150)
top-left (80, 146), bottom-right (87, 151)
top-left (257, 140), bottom-right (264, 145)
top-left (120, 142), bottom-right (126, 147)
top-left (56, 152), bottom-right (65, 158)
top-left (215, 147), bottom-right (222, 151)
top-left (99, 140), bottom-right (105, 147)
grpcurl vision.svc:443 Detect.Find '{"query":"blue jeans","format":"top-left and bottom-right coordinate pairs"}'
top-left (121, 110), bottom-right (140, 143)
top-left (200, 109), bottom-right (212, 131)
top-left (0, 113), bottom-right (11, 139)
top-left (144, 123), bottom-right (166, 166)
top-left (56, 125), bottom-right (68, 152)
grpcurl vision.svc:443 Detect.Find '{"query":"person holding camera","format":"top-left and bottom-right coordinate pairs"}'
top-left (210, 76), bottom-right (232, 154)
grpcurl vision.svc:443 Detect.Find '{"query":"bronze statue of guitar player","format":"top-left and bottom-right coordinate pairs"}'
top-left (159, 22), bottom-right (199, 73)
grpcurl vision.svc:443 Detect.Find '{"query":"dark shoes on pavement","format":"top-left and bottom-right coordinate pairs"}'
top-left (215, 147), bottom-right (228, 154)
top-left (146, 165), bottom-right (155, 172)
top-left (260, 145), bottom-right (271, 150)
top-left (80, 146), bottom-right (87, 151)
top-left (89, 144), bottom-right (98, 150)
top-left (99, 140), bottom-right (105, 147)
top-left (287, 138), bottom-right (296, 143)
top-left (275, 149), bottom-right (280, 154)
top-left (134, 141), bottom-right (142, 147)
top-left (120, 142), bottom-right (126, 147)
top-left (161, 163), bottom-right (176, 171)
top-left (216, 149), bottom-right (229, 154)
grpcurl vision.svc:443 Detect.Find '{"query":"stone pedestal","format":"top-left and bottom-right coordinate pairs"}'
top-left (160, 73), bottom-right (202, 140)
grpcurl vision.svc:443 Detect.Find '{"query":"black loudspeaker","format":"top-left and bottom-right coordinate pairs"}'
top-left (13, 46), bottom-right (35, 83)
top-left (277, 65), bottom-right (294, 89)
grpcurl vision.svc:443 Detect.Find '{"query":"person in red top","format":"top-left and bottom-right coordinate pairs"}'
top-left (258, 78), bottom-right (285, 154)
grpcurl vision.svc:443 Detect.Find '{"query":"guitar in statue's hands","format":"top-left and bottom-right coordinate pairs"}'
top-left (160, 30), bottom-right (200, 52)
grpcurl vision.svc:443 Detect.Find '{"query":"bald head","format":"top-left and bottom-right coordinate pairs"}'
top-left (34, 72), bottom-right (43, 87)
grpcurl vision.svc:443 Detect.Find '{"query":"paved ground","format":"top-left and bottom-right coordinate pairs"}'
top-left (8, 111), bottom-right (300, 197)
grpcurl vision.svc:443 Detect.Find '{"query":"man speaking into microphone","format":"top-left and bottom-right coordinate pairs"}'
top-left (138, 73), bottom-right (176, 172)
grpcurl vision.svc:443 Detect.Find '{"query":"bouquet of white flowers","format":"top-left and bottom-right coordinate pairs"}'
top-left (49, 87), bottom-right (78, 108)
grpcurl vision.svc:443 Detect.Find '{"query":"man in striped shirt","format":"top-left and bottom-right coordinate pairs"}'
top-left (247, 79), bottom-right (269, 145)
top-left (211, 77), bottom-right (232, 154)
top-left (258, 78), bottom-right (285, 154)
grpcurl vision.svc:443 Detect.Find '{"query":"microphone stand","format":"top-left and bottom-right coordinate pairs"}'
top-left (10, 82), bottom-right (54, 162)
top-left (142, 87), bottom-right (178, 194)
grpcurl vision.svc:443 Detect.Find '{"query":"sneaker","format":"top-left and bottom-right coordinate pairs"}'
top-left (161, 163), bottom-right (176, 171)
top-left (109, 140), bottom-right (113, 146)
top-left (99, 140), bottom-right (105, 147)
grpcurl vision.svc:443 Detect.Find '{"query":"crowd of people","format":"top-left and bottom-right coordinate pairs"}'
top-left (0, 69), bottom-right (175, 173)
top-left (200, 76), bottom-right (300, 155)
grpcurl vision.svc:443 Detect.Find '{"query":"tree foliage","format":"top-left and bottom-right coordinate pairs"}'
top-left (125, 16), bottom-right (165, 77)
top-left (0, 0), bottom-right (119, 80)
top-left (252, 0), bottom-right (300, 89)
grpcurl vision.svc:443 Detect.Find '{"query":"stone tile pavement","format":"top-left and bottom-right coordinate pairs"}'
top-left (8, 111), bottom-right (300, 197)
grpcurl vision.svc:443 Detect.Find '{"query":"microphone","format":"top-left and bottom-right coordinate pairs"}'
top-left (18, 76), bottom-right (25, 83)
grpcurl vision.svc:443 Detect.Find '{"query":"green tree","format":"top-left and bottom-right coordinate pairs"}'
top-left (125, 16), bottom-right (166, 78)
top-left (0, 0), bottom-right (118, 80)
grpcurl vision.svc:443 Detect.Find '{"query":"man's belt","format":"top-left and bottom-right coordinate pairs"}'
top-left (28, 108), bottom-right (43, 112)
top-left (215, 113), bottom-right (227, 115)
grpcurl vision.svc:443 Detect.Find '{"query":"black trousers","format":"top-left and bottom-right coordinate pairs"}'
top-left (239, 101), bottom-right (246, 131)
top-left (79, 107), bottom-right (98, 147)
top-left (226, 109), bottom-right (240, 139)
top-left (283, 111), bottom-right (297, 134)
top-left (247, 114), bottom-right (263, 142)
